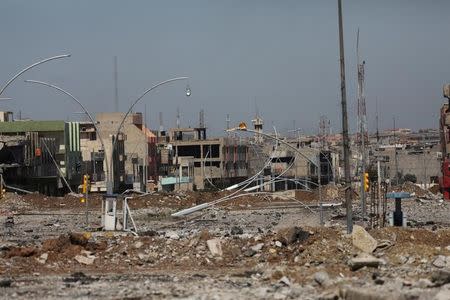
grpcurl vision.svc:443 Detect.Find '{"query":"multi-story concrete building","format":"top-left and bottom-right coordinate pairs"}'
top-left (79, 112), bottom-right (157, 192)
top-left (157, 127), bottom-right (249, 191)
top-left (0, 112), bottom-right (82, 195)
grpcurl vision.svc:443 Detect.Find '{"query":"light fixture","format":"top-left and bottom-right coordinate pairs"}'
top-left (185, 84), bottom-right (191, 97)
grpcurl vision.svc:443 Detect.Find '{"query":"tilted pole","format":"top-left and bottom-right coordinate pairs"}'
top-left (338, 0), bottom-right (353, 233)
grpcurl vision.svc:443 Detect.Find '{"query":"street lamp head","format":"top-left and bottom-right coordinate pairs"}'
top-left (185, 85), bottom-right (191, 97)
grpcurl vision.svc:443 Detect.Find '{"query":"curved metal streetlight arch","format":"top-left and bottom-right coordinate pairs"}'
top-left (229, 126), bottom-right (326, 225)
top-left (229, 127), bottom-right (319, 168)
top-left (108, 76), bottom-right (189, 193)
top-left (0, 54), bottom-right (71, 96)
top-left (23, 79), bottom-right (109, 178)
top-left (113, 77), bottom-right (189, 141)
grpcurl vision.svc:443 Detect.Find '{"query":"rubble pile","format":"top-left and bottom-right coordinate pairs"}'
top-left (390, 181), bottom-right (437, 199)
top-left (1, 190), bottom-right (450, 298)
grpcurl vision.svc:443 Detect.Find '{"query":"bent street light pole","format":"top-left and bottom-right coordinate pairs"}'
top-left (338, 0), bottom-right (353, 234)
top-left (228, 126), bottom-right (325, 224)
top-left (23, 80), bottom-right (109, 182)
top-left (108, 76), bottom-right (189, 194)
top-left (0, 54), bottom-right (71, 97)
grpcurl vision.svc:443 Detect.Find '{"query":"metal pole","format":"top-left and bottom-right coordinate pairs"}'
top-left (0, 54), bottom-right (70, 96)
top-left (85, 176), bottom-right (89, 227)
top-left (338, 0), bottom-right (353, 233)
top-left (377, 158), bottom-right (382, 224)
top-left (393, 117), bottom-right (399, 185)
top-left (318, 154), bottom-right (324, 225)
top-left (41, 139), bottom-right (73, 194)
top-left (357, 28), bottom-right (367, 225)
top-left (24, 80), bottom-right (110, 185)
top-left (109, 76), bottom-right (189, 194)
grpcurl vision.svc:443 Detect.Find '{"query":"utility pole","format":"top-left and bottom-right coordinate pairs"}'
top-left (393, 116), bottom-right (399, 185)
top-left (357, 28), bottom-right (368, 224)
top-left (338, 0), bottom-right (353, 233)
top-left (114, 56), bottom-right (119, 112)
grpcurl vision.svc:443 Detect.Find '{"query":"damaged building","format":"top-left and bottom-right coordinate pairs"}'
top-left (0, 112), bottom-right (82, 195)
top-left (157, 126), bottom-right (249, 191)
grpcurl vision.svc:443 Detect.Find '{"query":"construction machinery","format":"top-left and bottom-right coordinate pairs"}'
top-left (439, 84), bottom-right (450, 199)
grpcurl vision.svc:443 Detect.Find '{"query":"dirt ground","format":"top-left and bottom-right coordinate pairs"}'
top-left (1, 184), bottom-right (450, 299)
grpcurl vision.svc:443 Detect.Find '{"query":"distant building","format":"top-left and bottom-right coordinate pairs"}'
top-left (0, 112), bottom-right (82, 195)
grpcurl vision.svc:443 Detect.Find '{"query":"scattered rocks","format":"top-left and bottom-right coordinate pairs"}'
top-left (413, 278), bottom-right (433, 289)
top-left (431, 269), bottom-right (450, 287)
top-left (251, 243), bottom-right (264, 252)
top-left (230, 226), bottom-right (243, 235)
top-left (63, 272), bottom-right (98, 285)
top-left (314, 271), bottom-right (331, 287)
top-left (348, 254), bottom-right (385, 271)
top-left (276, 226), bottom-right (309, 246)
top-left (243, 249), bottom-right (257, 257)
top-left (340, 286), bottom-right (403, 300)
top-left (5, 246), bottom-right (36, 258)
top-left (134, 241), bottom-right (144, 249)
top-left (36, 253), bottom-right (48, 264)
top-left (69, 232), bottom-right (90, 246)
top-left (0, 279), bottom-right (12, 288)
top-left (279, 276), bottom-right (291, 286)
top-left (165, 231), bottom-right (180, 240)
top-left (74, 254), bottom-right (95, 265)
top-left (433, 256), bottom-right (450, 268)
top-left (352, 225), bottom-right (378, 253)
top-left (206, 239), bottom-right (223, 257)
top-left (275, 241), bottom-right (282, 248)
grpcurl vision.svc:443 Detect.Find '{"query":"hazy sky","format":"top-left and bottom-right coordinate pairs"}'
top-left (0, 0), bottom-right (449, 135)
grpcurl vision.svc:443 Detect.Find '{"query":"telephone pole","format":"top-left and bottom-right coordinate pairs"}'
top-left (357, 28), bottom-right (368, 224)
top-left (338, 0), bottom-right (353, 233)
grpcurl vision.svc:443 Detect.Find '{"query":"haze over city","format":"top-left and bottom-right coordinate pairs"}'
top-left (2, 2), bottom-right (450, 299)
top-left (1, 0), bottom-right (448, 134)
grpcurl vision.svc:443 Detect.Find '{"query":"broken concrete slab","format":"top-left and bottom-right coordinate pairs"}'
top-left (251, 243), bottom-right (264, 252)
top-left (314, 271), bottom-right (331, 287)
top-left (348, 254), bottom-right (385, 271)
top-left (36, 253), bottom-right (48, 264)
top-left (340, 286), bottom-right (404, 300)
top-left (432, 255), bottom-right (449, 268)
top-left (74, 255), bottom-right (95, 265)
top-left (206, 239), bottom-right (223, 257)
top-left (352, 225), bottom-right (378, 253)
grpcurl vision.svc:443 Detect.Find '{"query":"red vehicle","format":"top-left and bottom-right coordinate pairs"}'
top-left (440, 85), bottom-right (450, 199)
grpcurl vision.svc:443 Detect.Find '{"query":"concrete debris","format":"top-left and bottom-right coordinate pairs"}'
top-left (279, 276), bottom-right (291, 286)
top-left (339, 286), bottom-right (404, 300)
top-left (348, 254), bottom-right (386, 271)
top-left (74, 254), bottom-right (95, 265)
top-left (165, 231), bottom-right (180, 240)
top-left (314, 271), bottom-right (331, 287)
top-left (230, 226), bottom-right (243, 235)
top-left (433, 256), bottom-right (450, 269)
top-left (36, 253), bottom-right (48, 264)
top-left (1, 190), bottom-right (450, 298)
top-left (251, 243), bottom-right (264, 252)
top-left (431, 269), bottom-right (450, 287)
top-left (433, 287), bottom-right (450, 300)
top-left (134, 241), bottom-right (144, 249)
top-left (0, 279), bottom-right (12, 288)
top-left (352, 225), bottom-right (378, 253)
top-left (63, 272), bottom-right (98, 285)
top-left (276, 226), bottom-right (310, 246)
top-left (206, 239), bottom-right (223, 257)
